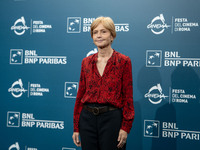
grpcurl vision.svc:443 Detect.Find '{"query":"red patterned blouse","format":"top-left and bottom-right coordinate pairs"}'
top-left (73, 49), bottom-right (134, 133)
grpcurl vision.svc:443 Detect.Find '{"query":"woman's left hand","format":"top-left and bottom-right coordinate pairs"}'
top-left (117, 129), bottom-right (128, 148)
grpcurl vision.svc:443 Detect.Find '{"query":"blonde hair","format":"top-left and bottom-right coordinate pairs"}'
top-left (90, 16), bottom-right (116, 39)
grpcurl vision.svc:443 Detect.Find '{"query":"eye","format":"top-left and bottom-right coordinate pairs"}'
top-left (102, 30), bottom-right (107, 33)
top-left (93, 31), bottom-right (98, 34)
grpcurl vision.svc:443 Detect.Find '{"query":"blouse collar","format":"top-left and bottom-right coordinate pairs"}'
top-left (93, 49), bottom-right (116, 64)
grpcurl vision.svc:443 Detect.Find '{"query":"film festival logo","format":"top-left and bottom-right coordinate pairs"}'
top-left (87, 48), bottom-right (98, 57)
top-left (9, 142), bottom-right (20, 150)
top-left (67, 17), bottom-right (81, 33)
top-left (147, 14), bottom-right (171, 35)
top-left (146, 50), bottom-right (162, 67)
top-left (144, 120), bottom-right (160, 138)
top-left (8, 79), bottom-right (27, 98)
top-left (144, 83), bottom-right (196, 104)
top-left (172, 17), bottom-right (199, 32)
top-left (11, 16), bottom-right (30, 35)
top-left (144, 84), bottom-right (168, 104)
top-left (8, 78), bottom-right (49, 98)
top-left (7, 112), bottom-right (20, 127)
top-left (147, 14), bottom-right (198, 34)
top-left (64, 82), bottom-right (78, 98)
top-left (9, 142), bottom-right (38, 150)
top-left (11, 16), bottom-right (52, 35)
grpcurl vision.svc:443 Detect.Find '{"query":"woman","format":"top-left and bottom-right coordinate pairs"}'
top-left (72, 16), bottom-right (134, 150)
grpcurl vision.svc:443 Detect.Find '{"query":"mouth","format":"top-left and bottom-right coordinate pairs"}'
top-left (96, 39), bottom-right (104, 42)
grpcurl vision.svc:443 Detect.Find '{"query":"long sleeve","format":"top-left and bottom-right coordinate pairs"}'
top-left (121, 57), bottom-right (135, 133)
top-left (73, 59), bottom-right (86, 132)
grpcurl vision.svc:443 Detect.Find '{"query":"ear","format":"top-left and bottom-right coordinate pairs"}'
top-left (111, 35), bottom-right (114, 42)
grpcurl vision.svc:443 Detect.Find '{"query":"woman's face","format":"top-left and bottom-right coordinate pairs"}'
top-left (92, 23), bottom-right (113, 49)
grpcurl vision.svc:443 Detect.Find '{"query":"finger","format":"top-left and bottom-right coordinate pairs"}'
top-left (117, 138), bottom-right (123, 148)
top-left (72, 135), bottom-right (78, 147)
top-left (117, 132), bottom-right (121, 142)
top-left (75, 134), bottom-right (81, 146)
top-left (117, 136), bottom-right (121, 142)
top-left (117, 131), bottom-right (123, 147)
top-left (73, 134), bottom-right (81, 147)
top-left (117, 141), bottom-right (123, 148)
top-left (117, 137), bottom-right (126, 148)
top-left (75, 134), bottom-right (80, 143)
top-left (78, 142), bottom-right (81, 147)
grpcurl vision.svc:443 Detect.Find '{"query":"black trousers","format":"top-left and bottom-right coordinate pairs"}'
top-left (79, 104), bottom-right (126, 150)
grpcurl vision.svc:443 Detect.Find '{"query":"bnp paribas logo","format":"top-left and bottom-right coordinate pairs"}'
top-left (10, 49), bottom-right (23, 64)
top-left (7, 112), bottom-right (20, 127)
top-left (144, 120), bottom-right (160, 138)
top-left (64, 82), bottom-right (78, 98)
top-left (146, 50), bottom-right (162, 67)
top-left (67, 17), bottom-right (81, 33)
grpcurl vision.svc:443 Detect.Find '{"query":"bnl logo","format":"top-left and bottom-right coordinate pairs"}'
top-left (7, 112), bottom-right (20, 127)
top-left (146, 50), bottom-right (162, 67)
top-left (10, 49), bottom-right (23, 64)
top-left (144, 120), bottom-right (160, 138)
top-left (67, 17), bottom-right (81, 33)
top-left (64, 82), bottom-right (78, 98)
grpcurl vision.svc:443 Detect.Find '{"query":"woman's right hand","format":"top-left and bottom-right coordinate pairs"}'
top-left (72, 132), bottom-right (81, 147)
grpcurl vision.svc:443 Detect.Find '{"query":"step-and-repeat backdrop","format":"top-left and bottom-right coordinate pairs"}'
top-left (0, 0), bottom-right (200, 150)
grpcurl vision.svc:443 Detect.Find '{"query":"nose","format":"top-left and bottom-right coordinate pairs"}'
top-left (97, 31), bottom-right (102, 37)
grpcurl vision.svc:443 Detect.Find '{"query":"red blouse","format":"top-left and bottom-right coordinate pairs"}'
top-left (73, 49), bottom-right (134, 133)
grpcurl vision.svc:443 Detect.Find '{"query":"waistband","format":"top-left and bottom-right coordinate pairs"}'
top-left (83, 103), bottom-right (118, 115)
top-left (84, 103), bottom-right (113, 107)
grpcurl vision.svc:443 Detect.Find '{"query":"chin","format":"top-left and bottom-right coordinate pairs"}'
top-left (97, 44), bottom-right (105, 47)
top-left (96, 43), bottom-right (111, 48)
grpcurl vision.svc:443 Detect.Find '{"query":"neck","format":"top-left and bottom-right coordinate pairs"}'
top-left (97, 46), bottom-right (113, 58)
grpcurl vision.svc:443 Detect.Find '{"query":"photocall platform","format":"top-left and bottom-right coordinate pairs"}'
top-left (0, 0), bottom-right (200, 150)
